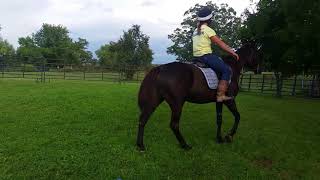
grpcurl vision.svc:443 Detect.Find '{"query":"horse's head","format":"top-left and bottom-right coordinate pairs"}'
top-left (236, 42), bottom-right (260, 73)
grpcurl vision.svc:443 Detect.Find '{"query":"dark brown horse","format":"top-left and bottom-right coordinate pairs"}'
top-left (136, 43), bottom-right (258, 151)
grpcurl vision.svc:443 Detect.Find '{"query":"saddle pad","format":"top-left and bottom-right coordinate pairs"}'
top-left (197, 67), bottom-right (219, 89)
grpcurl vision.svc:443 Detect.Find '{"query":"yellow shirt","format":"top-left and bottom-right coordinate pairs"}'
top-left (192, 25), bottom-right (217, 57)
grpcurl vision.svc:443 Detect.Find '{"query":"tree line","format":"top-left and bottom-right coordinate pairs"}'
top-left (0, 24), bottom-right (153, 72)
top-left (1, 0), bottom-right (320, 77)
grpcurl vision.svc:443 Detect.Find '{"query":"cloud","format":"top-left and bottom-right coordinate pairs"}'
top-left (0, 0), bottom-right (257, 64)
top-left (141, 1), bottom-right (157, 7)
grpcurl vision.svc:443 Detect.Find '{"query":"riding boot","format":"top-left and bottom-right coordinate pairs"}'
top-left (217, 80), bottom-right (233, 102)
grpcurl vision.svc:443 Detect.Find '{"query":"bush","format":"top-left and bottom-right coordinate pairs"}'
top-left (23, 64), bottom-right (36, 72)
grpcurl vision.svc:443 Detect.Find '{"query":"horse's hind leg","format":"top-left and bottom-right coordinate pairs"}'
top-left (166, 98), bottom-right (191, 150)
top-left (136, 98), bottom-right (163, 151)
top-left (136, 107), bottom-right (152, 151)
top-left (224, 100), bottom-right (240, 142)
top-left (216, 102), bottom-right (224, 143)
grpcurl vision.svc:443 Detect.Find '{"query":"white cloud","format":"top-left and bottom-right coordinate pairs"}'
top-left (140, 1), bottom-right (157, 7)
top-left (0, 0), bottom-right (257, 64)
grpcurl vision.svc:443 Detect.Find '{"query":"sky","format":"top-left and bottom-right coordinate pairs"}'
top-left (0, 0), bottom-right (256, 64)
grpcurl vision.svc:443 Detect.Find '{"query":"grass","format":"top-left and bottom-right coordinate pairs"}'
top-left (0, 79), bottom-right (319, 179)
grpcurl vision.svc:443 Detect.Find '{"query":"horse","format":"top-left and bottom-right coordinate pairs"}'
top-left (136, 43), bottom-right (259, 151)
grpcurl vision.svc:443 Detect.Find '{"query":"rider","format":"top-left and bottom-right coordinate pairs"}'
top-left (193, 7), bottom-right (239, 102)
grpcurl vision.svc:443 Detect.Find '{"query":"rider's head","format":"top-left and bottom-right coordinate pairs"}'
top-left (197, 7), bottom-right (213, 25)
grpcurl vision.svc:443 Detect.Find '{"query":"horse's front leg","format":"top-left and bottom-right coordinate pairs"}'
top-left (224, 100), bottom-right (240, 143)
top-left (167, 99), bottom-right (191, 150)
top-left (216, 102), bottom-right (224, 143)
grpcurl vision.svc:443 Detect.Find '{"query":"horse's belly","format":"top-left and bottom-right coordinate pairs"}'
top-left (186, 90), bottom-right (217, 104)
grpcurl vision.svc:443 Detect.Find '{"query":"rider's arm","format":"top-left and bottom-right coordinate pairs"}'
top-left (210, 36), bottom-right (239, 60)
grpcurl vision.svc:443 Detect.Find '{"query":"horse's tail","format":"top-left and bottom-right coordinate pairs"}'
top-left (138, 66), bottom-right (161, 110)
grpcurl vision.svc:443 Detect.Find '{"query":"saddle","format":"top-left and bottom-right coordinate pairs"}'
top-left (189, 58), bottom-right (219, 89)
top-left (189, 57), bottom-right (232, 90)
top-left (191, 57), bottom-right (210, 68)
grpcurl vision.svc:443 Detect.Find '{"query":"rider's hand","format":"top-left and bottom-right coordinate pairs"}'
top-left (232, 53), bottom-right (239, 61)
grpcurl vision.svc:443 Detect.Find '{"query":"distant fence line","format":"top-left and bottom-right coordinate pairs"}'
top-left (0, 62), bottom-right (319, 98)
top-left (239, 74), bottom-right (320, 98)
top-left (0, 62), bottom-right (148, 83)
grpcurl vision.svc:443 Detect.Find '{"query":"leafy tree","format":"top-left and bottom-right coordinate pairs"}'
top-left (0, 26), bottom-right (15, 57)
top-left (74, 38), bottom-right (93, 64)
top-left (0, 26), bottom-right (16, 65)
top-left (96, 25), bottom-right (153, 79)
top-left (96, 44), bottom-right (114, 66)
top-left (17, 24), bottom-right (92, 65)
top-left (240, 0), bottom-right (320, 96)
top-left (17, 36), bottom-right (43, 64)
top-left (65, 38), bottom-right (93, 65)
top-left (240, 0), bottom-right (320, 75)
top-left (167, 2), bottom-right (242, 61)
top-left (0, 39), bottom-right (15, 57)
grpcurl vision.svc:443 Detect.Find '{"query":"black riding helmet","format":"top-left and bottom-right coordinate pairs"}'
top-left (197, 7), bottom-right (213, 21)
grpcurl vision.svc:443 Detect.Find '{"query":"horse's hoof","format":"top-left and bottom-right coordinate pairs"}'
top-left (216, 137), bottom-right (225, 144)
top-left (137, 145), bottom-right (146, 152)
top-left (181, 144), bottom-right (192, 150)
top-left (225, 135), bottom-right (233, 143)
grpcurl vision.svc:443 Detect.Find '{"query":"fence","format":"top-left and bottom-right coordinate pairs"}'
top-left (0, 61), bottom-right (319, 98)
top-left (0, 62), bottom-right (147, 83)
top-left (239, 73), bottom-right (320, 97)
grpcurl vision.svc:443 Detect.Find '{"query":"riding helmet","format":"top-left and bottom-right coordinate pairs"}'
top-left (197, 7), bottom-right (213, 21)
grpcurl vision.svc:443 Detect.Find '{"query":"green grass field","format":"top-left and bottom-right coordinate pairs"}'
top-left (0, 79), bottom-right (319, 179)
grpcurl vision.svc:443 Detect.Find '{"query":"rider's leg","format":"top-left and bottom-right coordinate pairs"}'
top-left (201, 54), bottom-right (232, 102)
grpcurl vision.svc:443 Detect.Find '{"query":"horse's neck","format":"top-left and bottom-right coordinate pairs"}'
top-left (223, 56), bottom-right (242, 82)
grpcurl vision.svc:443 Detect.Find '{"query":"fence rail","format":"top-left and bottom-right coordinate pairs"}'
top-left (0, 63), bottom-right (147, 83)
top-left (239, 74), bottom-right (320, 97)
top-left (1, 62), bottom-right (319, 98)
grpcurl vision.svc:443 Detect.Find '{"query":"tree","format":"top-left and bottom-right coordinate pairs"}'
top-left (96, 25), bottom-right (153, 79)
top-left (96, 44), bottom-right (114, 66)
top-left (240, 0), bottom-right (320, 75)
top-left (240, 0), bottom-right (320, 96)
top-left (167, 2), bottom-right (242, 61)
top-left (16, 36), bottom-right (43, 64)
top-left (73, 38), bottom-right (93, 64)
top-left (0, 26), bottom-right (15, 57)
top-left (17, 24), bottom-right (92, 65)
top-left (0, 39), bottom-right (15, 57)
top-left (0, 26), bottom-right (16, 65)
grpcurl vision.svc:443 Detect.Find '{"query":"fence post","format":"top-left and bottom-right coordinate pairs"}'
top-left (240, 74), bottom-right (243, 88)
top-left (275, 73), bottom-right (282, 97)
top-left (311, 75), bottom-right (316, 97)
top-left (102, 70), bottom-right (104, 81)
top-left (22, 62), bottom-right (25, 78)
top-left (248, 74), bottom-right (252, 91)
top-left (43, 61), bottom-right (46, 83)
top-left (261, 74), bottom-right (265, 93)
top-left (1, 63), bottom-right (4, 78)
top-left (270, 76), bottom-right (274, 89)
top-left (136, 67), bottom-right (139, 81)
top-left (118, 67), bottom-right (121, 83)
top-left (83, 69), bottom-right (86, 80)
top-left (63, 61), bottom-right (66, 80)
top-left (291, 75), bottom-right (297, 96)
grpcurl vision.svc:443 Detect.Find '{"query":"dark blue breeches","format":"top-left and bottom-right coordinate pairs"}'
top-left (199, 54), bottom-right (231, 81)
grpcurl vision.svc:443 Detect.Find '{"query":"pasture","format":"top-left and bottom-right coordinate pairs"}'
top-left (0, 79), bottom-right (319, 179)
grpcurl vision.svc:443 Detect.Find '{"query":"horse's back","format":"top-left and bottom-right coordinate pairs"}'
top-left (156, 62), bottom-right (194, 94)
top-left (150, 62), bottom-right (216, 103)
